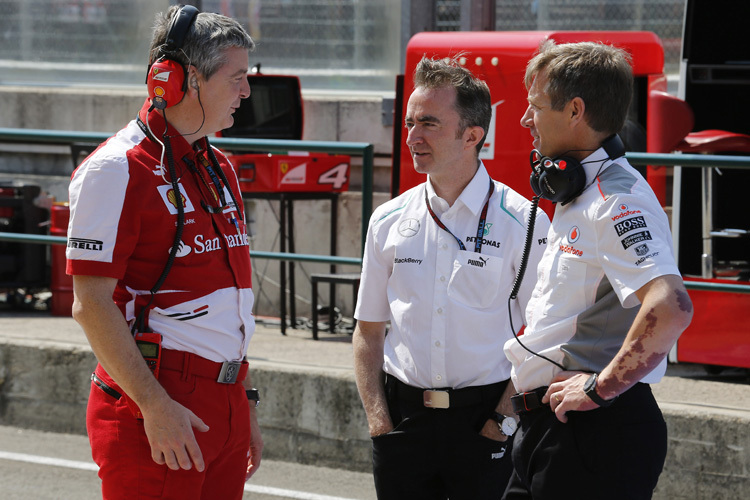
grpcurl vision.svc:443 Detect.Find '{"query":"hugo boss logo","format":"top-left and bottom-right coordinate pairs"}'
top-left (614, 216), bottom-right (647, 237)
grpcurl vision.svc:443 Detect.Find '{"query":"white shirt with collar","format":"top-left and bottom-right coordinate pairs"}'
top-left (504, 148), bottom-right (682, 392)
top-left (355, 162), bottom-right (550, 389)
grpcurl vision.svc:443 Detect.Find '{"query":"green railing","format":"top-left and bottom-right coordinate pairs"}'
top-left (1, 231), bottom-right (747, 292)
top-left (0, 232), bottom-right (363, 266)
top-left (626, 152), bottom-right (750, 169)
top-left (3, 127), bottom-right (750, 291)
top-left (0, 127), bottom-right (373, 259)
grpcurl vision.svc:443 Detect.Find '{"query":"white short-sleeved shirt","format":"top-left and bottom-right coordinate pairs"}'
top-left (504, 149), bottom-right (681, 392)
top-left (355, 163), bottom-right (550, 389)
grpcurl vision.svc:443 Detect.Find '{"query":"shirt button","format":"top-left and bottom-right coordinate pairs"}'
top-left (442, 243), bottom-right (448, 250)
top-left (437, 307), bottom-right (443, 314)
top-left (435, 341), bottom-right (441, 347)
top-left (439, 276), bottom-right (446, 282)
top-left (435, 375), bottom-right (443, 381)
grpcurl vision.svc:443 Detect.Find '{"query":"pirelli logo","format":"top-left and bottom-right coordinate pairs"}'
top-left (613, 216), bottom-right (647, 237)
top-left (68, 238), bottom-right (104, 251)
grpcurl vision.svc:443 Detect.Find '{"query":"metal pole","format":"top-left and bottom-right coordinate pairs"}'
top-left (700, 167), bottom-right (714, 278)
top-left (361, 144), bottom-right (374, 255)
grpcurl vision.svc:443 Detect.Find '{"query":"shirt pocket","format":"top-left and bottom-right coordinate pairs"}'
top-left (447, 250), bottom-right (505, 310)
top-left (537, 256), bottom-right (588, 319)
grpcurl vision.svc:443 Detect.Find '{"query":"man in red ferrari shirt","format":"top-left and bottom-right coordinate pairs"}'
top-left (67, 5), bottom-right (262, 499)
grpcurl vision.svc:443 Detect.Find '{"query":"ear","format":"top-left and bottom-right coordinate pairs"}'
top-left (186, 66), bottom-right (200, 95)
top-left (463, 125), bottom-right (485, 151)
top-left (567, 97), bottom-right (586, 127)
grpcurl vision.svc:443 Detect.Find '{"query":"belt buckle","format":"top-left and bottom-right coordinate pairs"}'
top-left (423, 390), bottom-right (450, 409)
top-left (217, 361), bottom-right (242, 384)
top-left (522, 391), bottom-right (538, 411)
top-left (512, 390), bottom-right (543, 414)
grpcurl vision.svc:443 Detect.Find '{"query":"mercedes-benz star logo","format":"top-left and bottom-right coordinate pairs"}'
top-left (398, 218), bottom-right (421, 237)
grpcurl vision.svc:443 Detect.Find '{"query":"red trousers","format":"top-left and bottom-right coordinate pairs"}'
top-left (87, 351), bottom-right (251, 500)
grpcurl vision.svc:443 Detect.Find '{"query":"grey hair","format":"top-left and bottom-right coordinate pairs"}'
top-left (149, 6), bottom-right (255, 81)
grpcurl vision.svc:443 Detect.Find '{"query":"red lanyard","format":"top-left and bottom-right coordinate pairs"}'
top-left (425, 178), bottom-right (493, 253)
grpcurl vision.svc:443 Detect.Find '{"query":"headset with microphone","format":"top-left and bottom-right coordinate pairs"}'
top-left (529, 134), bottom-right (626, 206)
top-left (146, 5), bottom-right (200, 110)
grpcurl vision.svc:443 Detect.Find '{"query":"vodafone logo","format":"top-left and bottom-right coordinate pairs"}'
top-left (568, 226), bottom-right (580, 243)
top-left (611, 209), bottom-right (642, 221)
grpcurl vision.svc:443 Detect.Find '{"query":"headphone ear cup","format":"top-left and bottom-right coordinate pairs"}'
top-left (147, 58), bottom-right (187, 110)
top-left (529, 149), bottom-right (545, 197)
top-left (529, 166), bottom-right (543, 198)
top-left (531, 156), bottom-right (586, 204)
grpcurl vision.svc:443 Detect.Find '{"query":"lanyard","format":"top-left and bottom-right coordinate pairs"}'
top-left (194, 145), bottom-right (229, 211)
top-left (425, 177), bottom-right (493, 253)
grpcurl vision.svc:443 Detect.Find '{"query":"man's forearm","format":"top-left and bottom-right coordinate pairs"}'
top-left (353, 322), bottom-right (391, 436)
top-left (73, 277), bottom-right (170, 411)
top-left (597, 275), bottom-right (693, 400)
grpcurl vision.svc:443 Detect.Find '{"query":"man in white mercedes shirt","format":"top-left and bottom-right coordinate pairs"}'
top-left (353, 55), bottom-right (550, 500)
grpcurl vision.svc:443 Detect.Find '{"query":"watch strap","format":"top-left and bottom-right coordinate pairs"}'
top-left (246, 388), bottom-right (260, 407)
top-left (584, 373), bottom-right (616, 408)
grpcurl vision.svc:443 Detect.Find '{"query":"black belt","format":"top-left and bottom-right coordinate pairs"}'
top-left (510, 386), bottom-right (550, 414)
top-left (389, 375), bottom-right (506, 410)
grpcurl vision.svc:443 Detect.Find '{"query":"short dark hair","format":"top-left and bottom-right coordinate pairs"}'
top-left (414, 55), bottom-right (492, 154)
top-left (149, 6), bottom-right (255, 81)
top-left (524, 40), bottom-right (633, 135)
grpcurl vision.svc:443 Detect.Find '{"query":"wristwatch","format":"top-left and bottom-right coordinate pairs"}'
top-left (583, 373), bottom-right (616, 408)
top-left (491, 412), bottom-right (517, 437)
top-left (246, 388), bottom-right (260, 407)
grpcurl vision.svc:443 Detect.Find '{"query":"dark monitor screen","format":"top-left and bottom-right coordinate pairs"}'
top-left (682, 0), bottom-right (750, 64)
top-left (221, 75), bottom-right (303, 140)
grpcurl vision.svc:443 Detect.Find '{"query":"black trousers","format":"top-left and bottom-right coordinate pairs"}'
top-left (503, 383), bottom-right (667, 500)
top-left (372, 375), bottom-right (513, 500)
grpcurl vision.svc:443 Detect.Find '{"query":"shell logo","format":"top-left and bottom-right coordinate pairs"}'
top-left (154, 86), bottom-right (165, 97)
top-left (167, 188), bottom-right (187, 209)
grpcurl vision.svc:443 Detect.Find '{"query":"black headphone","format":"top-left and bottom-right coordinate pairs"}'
top-left (145, 5), bottom-right (200, 110)
top-left (529, 134), bottom-right (626, 205)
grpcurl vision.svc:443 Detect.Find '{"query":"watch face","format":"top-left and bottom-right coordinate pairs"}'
top-left (501, 417), bottom-right (517, 436)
